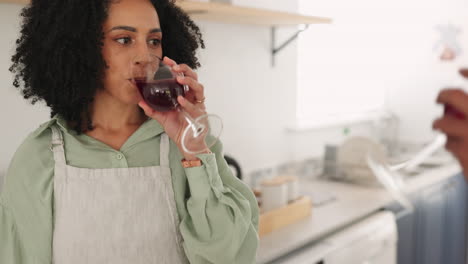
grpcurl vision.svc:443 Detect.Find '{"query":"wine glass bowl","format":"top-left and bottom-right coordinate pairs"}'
top-left (135, 75), bottom-right (186, 112)
top-left (131, 55), bottom-right (223, 155)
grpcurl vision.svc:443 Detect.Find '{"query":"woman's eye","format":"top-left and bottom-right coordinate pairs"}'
top-left (115, 37), bottom-right (133, 45)
top-left (149, 39), bottom-right (161, 47)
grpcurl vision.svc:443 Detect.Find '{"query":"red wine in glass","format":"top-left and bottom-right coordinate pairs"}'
top-left (131, 55), bottom-right (223, 154)
top-left (136, 78), bottom-right (185, 112)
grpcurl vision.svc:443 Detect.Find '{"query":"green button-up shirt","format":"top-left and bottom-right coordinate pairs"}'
top-left (0, 115), bottom-right (259, 264)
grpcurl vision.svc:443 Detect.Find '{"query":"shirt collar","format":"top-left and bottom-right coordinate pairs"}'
top-left (32, 115), bottom-right (165, 141)
top-left (31, 115), bottom-right (67, 138)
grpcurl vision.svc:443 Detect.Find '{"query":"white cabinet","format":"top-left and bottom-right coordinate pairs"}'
top-left (271, 211), bottom-right (397, 264)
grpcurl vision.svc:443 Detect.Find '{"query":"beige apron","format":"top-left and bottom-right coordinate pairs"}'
top-left (50, 125), bottom-right (188, 264)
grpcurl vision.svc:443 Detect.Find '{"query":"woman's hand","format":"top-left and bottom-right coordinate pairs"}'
top-left (433, 88), bottom-right (468, 174)
top-left (138, 56), bottom-right (209, 160)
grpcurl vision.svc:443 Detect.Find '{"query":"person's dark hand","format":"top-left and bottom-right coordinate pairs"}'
top-left (433, 88), bottom-right (468, 174)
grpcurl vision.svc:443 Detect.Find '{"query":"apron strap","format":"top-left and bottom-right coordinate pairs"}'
top-left (50, 125), bottom-right (67, 165)
top-left (159, 133), bottom-right (170, 167)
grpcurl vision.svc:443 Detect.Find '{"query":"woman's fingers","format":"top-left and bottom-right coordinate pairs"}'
top-left (163, 56), bottom-right (204, 104)
top-left (138, 100), bottom-right (155, 116)
top-left (163, 56), bottom-right (198, 80)
top-left (176, 76), bottom-right (205, 105)
top-left (177, 96), bottom-right (205, 117)
top-left (163, 56), bottom-right (177, 67)
top-left (176, 76), bottom-right (203, 93)
top-left (138, 100), bottom-right (167, 124)
top-left (173, 64), bottom-right (198, 80)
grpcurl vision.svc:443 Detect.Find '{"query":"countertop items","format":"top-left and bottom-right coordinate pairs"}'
top-left (257, 162), bottom-right (461, 263)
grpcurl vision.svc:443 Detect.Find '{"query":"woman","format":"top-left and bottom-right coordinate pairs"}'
top-left (0, 0), bottom-right (259, 263)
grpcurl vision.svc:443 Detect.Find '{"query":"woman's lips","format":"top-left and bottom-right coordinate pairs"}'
top-left (129, 80), bottom-right (143, 101)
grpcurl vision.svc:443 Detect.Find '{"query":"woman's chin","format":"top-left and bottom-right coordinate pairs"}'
top-left (127, 90), bottom-right (144, 104)
top-left (118, 95), bottom-right (143, 107)
top-left (126, 81), bottom-right (143, 103)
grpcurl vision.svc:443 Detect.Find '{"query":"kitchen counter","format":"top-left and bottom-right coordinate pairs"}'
top-left (257, 162), bottom-right (462, 264)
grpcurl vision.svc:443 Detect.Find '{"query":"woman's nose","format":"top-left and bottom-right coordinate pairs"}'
top-left (133, 42), bottom-right (152, 65)
top-left (134, 53), bottom-right (161, 67)
top-left (134, 54), bottom-right (152, 66)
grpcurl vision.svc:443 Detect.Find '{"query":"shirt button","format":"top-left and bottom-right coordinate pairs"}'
top-left (116, 153), bottom-right (124, 160)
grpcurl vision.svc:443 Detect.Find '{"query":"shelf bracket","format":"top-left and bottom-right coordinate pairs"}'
top-left (271, 24), bottom-right (309, 67)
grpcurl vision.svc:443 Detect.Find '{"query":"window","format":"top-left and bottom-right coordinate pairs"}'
top-left (296, 0), bottom-right (390, 129)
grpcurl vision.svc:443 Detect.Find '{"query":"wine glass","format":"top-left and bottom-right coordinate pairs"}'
top-left (385, 94), bottom-right (465, 173)
top-left (131, 54), bottom-right (223, 154)
top-left (381, 73), bottom-right (467, 173)
top-left (365, 80), bottom-right (467, 216)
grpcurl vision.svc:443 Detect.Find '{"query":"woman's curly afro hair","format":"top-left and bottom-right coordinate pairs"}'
top-left (9, 0), bottom-right (205, 134)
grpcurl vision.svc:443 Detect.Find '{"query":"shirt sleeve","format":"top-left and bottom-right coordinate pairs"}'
top-left (178, 142), bottom-right (259, 264)
top-left (0, 129), bottom-right (55, 264)
top-left (0, 198), bottom-right (23, 263)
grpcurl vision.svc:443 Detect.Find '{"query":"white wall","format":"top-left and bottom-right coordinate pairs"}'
top-left (0, 4), bottom-right (50, 172)
top-left (195, 17), bottom-right (374, 171)
top-left (379, 0), bottom-right (468, 142)
top-left (192, 0), bottom-right (375, 177)
top-left (297, 0), bottom-right (468, 143)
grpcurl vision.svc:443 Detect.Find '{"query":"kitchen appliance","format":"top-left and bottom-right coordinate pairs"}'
top-left (271, 211), bottom-right (397, 264)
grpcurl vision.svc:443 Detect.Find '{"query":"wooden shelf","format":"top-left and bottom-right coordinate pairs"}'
top-left (176, 1), bottom-right (331, 26)
top-left (1, 0), bottom-right (332, 26)
top-left (1, 0), bottom-right (26, 4)
top-left (2, 0), bottom-right (331, 65)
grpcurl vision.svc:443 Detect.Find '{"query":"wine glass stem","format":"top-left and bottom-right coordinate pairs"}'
top-left (177, 107), bottom-right (204, 137)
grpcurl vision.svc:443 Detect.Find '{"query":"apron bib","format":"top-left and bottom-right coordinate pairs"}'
top-left (50, 125), bottom-right (188, 264)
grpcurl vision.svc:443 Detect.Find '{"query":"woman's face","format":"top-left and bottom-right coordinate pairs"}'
top-left (101, 0), bottom-right (163, 105)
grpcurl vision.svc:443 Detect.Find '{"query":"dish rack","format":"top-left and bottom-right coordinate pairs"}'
top-left (325, 161), bottom-right (382, 187)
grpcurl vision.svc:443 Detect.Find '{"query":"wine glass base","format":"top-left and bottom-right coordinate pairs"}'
top-left (181, 114), bottom-right (223, 155)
